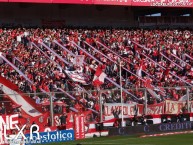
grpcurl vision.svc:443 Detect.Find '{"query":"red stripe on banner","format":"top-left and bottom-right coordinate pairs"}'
top-left (146, 103), bottom-right (164, 115)
top-left (145, 114), bottom-right (162, 118)
top-left (0, 76), bottom-right (43, 113)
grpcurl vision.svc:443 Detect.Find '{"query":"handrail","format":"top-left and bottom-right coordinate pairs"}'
top-left (160, 52), bottom-right (183, 70)
top-left (132, 41), bottom-right (193, 87)
top-left (96, 41), bottom-right (157, 80)
top-left (185, 53), bottom-right (193, 61)
top-left (84, 41), bottom-right (145, 82)
top-left (40, 42), bottom-right (70, 65)
top-left (171, 53), bottom-right (190, 67)
top-left (70, 41), bottom-right (139, 100)
top-left (53, 40), bottom-right (95, 98)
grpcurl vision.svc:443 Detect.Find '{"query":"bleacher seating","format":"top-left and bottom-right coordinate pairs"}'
top-left (0, 28), bottom-right (192, 116)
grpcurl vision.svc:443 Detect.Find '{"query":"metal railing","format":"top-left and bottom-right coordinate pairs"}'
top-left (0, 86), bottom-right (192, 126)
top-left (0, 86), bottom-right (192, 109)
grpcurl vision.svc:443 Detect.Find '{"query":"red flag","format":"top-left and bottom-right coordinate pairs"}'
top-left (145, 78), bottom-right (154, 90)
top-left (92, 65), bottom-right (107, 87)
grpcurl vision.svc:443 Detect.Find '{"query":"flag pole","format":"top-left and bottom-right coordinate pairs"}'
top-left (96, 86), bottom-right (103, 123)
top-left (50, 92), bottom-right (54, 126)
top-left (120, 61), bottom-right (124, 127)
top-left (144, 88), bottom-right (147, 115)
top-left (187, 87), bottom-right (190, 113)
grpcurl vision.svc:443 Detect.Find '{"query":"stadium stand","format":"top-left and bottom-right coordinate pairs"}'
top-left (0, 1), bottom-right (193, 144)
top-left (0, 28), bottom-right (192, 114)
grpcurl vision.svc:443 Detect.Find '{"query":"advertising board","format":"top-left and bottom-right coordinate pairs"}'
top-left (109, 121), bottom-right (193, 136)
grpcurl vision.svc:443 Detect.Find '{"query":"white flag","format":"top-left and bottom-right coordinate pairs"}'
top-left (136, 65), bottom-right (142, 77)
top-left (73, 55), bottom-right (84, 66)
top-left (17, 36), bottom-right (21, 42)
top-left (24, 31), bottom-right (29, 36)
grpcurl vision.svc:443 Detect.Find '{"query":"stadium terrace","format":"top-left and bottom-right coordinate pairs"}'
top-left (0, 1), bottom-right (192, 144)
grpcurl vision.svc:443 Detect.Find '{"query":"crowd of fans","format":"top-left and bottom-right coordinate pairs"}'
top-left (0, 27), bottom-right (192, 115)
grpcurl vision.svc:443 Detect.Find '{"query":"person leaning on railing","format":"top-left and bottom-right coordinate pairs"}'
top-left (139, 114), bottom-right (146, 125)
top-left (133, 115), bottom-right (139, 126)
top-left (113, 119), bottom-right (121, 128)
top-left (60, 112), bottom-right (67, 127)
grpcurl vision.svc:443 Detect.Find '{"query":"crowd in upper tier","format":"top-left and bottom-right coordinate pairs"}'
top-left (0, 28), bottom-right (192, 109)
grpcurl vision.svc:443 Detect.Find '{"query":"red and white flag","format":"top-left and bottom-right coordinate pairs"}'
top-left (73, 55), bottom-right (84, 66)
top-left (65, 70), bottom-right (87, 84)
top-left (93, 66), bottom-right (107, 87)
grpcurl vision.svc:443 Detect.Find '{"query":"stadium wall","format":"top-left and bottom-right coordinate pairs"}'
top-left (0, 3), bottom-right (136, 27)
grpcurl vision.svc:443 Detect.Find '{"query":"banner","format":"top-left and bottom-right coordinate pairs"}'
top-left (74, 114), bottom-right (85, 140)
top-left (136, 104), bottom-right (144, 116)
top-left (104, 103), bottom-right (139, 120)
top-left (131, 0), bottom-right (193, 7)
top-left (165, 100), bottom-right (186, 114)
top-left (0, 76), bottom-right (43, 117)
top-left (146, 103), bottom-right (164, 115)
